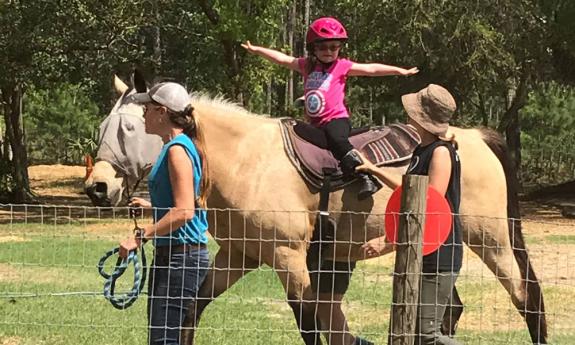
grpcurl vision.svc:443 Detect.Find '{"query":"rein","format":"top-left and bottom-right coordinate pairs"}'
top-left (97, 175), bottom-right (148, 310)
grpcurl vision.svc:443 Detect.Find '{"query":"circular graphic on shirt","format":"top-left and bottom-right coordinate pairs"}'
top-left (305, 91), bottom-right (325, 118)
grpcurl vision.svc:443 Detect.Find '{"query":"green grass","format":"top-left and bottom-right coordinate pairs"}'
top-left (546, 235), bottom-right (575, 244)
top-left (1, 223), bottom-right (574, 344)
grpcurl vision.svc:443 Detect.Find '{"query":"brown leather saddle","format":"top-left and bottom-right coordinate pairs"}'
top-left (280, 118), bottom-right (420, 191)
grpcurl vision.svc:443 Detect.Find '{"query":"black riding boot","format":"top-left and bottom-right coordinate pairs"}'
top-left (340, 150), bottom-right (382, 200)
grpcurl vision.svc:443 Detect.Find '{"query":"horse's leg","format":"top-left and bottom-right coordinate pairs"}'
top-left (467, 221), bottom-right (547, 344)
top-left (272, 245), bottom-right (324, 345)
top-left (180, 246), bottom-right (260, 345)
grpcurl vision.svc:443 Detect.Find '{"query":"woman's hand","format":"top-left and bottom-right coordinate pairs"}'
top-left (362, 237), bottom-right (394, 258)
top-left (119, 236), bottom-right (140, 259)
top-left (241, 41), bottom-right (259, 54)
top-left (355, 151), bottom-right (379, 174)
top-left (401, 67), bottom-right (419, 76)
top-left (129, 197), bottom-right (151, 208)
top-left (129, 197), bottom-right (151, 218)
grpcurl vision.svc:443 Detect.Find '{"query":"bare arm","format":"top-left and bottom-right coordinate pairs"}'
top-left (427, 146), bottom-right (452, 196)
top-left (241, 41), bottom-right (299, 71)
top-left (355, 151), bottom-right (402, 190)
top-left (348, 62), bottom-right (419, 77)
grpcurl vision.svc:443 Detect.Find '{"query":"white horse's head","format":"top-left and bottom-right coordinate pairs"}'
top-left (84, 70), bottom-right (163, 206)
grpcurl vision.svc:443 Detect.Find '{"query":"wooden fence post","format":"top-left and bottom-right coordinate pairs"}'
top-left (388, 174), bottom-right (428, 345)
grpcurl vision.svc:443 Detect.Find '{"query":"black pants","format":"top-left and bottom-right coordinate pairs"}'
top-left (322, 118), bottom-right (354, 160)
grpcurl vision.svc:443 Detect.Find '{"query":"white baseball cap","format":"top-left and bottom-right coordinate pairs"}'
top-left (128, 82), bottom-right (191, 113)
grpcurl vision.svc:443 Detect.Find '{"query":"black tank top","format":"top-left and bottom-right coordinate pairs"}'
top-left (407, 140), bottom-right (463, 273)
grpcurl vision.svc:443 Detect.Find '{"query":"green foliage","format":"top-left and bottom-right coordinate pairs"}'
top-left (0, 0), bottom-right (574, 188)
top-left (24, 84), bottom-right (101, 164)
top-left (521, 82), bottom-right (575, 185)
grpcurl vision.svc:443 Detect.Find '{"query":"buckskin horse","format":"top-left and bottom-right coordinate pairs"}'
top-left (85, 72), bottom-right (547, 345)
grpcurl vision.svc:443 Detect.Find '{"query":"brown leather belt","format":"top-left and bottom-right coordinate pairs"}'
top-left (154, 243), bottom-right (206, 256)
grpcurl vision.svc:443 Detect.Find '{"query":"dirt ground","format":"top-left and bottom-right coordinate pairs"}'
top-left (28, 164), bottom-right (90, 205)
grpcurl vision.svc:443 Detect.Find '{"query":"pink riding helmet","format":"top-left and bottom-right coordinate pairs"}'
top-left (306, 17), bottom-right (348, 46)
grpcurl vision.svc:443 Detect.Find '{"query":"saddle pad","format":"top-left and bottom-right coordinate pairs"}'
top-left (280, 118), bottom-right (420, 190)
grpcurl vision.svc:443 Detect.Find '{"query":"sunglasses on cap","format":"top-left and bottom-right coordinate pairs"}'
top-left (315, 42), bottom-right (342, 52)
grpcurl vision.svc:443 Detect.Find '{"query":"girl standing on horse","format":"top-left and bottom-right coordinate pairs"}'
top-left (242, 17), bottom-right (419, 201)
top-left (119, 82), bottom-right (211, 345)
top-left (358, 84), bottom-right (464, 345)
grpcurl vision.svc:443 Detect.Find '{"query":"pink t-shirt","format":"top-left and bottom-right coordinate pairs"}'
top-left (298, 58), bottom-right (354, 127)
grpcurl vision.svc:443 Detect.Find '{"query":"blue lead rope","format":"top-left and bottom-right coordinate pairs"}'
top-left (97, 245), bottom-right (147, 310)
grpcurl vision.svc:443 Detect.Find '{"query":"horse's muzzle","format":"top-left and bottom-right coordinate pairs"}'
top-left (86, 182), bottom-right (112, 207)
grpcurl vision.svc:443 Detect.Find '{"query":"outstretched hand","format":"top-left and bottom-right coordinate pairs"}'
top-left (241, 41), bottom-right (258, 54)
top-left (354, 151), bottom-right (379, 175)
top-left (401, 67), bottom-right (420, 76)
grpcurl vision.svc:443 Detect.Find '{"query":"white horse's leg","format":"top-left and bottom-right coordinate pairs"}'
top-left (180, 246), bottom-right (260, 345)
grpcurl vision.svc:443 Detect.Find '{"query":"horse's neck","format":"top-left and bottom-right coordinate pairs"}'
top-left (194, 102), bottom-right (285, 208)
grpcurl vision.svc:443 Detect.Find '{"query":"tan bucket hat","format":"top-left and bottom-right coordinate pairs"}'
top-left (401, 84), bottom-right (456, 137)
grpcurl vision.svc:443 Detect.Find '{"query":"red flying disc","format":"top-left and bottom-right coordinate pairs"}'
top-left (384, 186), bottom-right (452, 255)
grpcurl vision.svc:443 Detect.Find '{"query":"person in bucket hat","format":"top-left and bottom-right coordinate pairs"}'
top-left (357, 84), bottom-right (464, 345)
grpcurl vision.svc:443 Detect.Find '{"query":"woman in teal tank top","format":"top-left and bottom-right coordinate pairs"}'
top-left (118, 82), bottom-right (211, 345)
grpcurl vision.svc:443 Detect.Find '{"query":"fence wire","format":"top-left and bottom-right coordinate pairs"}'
top-left (0, 203), bottom-right (573, 345)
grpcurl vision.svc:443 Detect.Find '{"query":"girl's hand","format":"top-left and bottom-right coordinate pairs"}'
top-left (401, 67), bottom-right (419, 76)
top-left (119, 236), bottom-right (140, 258)
top-left (241, 41), bottom-right (258, 54)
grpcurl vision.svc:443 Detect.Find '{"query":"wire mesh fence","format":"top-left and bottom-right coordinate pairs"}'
top-left (0, 203), bottom-right (573, 345)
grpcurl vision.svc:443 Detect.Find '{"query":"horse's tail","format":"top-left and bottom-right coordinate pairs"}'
top-left (479, 128), bottom-right (548, 342)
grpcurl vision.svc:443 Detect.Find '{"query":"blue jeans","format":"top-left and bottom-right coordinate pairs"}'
top-left (147, 247), bottom-right (210, 345)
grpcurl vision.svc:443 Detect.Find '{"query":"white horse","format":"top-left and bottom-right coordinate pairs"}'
top-left (85, 72), bottom-right (547, 345)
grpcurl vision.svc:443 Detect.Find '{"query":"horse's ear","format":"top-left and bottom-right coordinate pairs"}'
top-left (133, 69), bottom-right (147, 93)
top-left (114, 75), bottom-right (129, 95)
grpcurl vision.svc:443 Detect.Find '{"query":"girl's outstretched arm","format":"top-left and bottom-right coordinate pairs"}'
top-left (348, 62), bottom-right (419, 77)
top-left (242, 41), bottom-right (299, 71)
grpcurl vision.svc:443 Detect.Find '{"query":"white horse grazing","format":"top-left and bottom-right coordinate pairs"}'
top-left (85, 73), bottom-right (547, 345)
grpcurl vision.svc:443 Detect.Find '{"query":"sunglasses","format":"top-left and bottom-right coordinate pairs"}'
top-left (143, 103), bottom-right (163, 113)
top-left (315, 43), bottom-right (342, 52)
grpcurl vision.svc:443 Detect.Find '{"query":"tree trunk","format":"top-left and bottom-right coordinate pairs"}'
top-left (1, 84), bottom-right (33, 203)
top-left (152, 0), bottom-right (162, 76)
top-left (498, 72), bottom-right (529, 190)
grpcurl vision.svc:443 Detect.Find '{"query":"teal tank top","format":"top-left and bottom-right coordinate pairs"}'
top-left (148, 134), bottom-right (208, 246)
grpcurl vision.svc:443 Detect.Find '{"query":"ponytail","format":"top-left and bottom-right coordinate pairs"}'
top-left (169, 104), bottom-right (211, 208)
